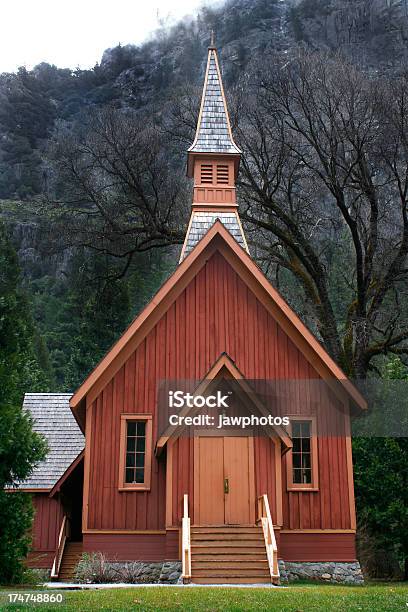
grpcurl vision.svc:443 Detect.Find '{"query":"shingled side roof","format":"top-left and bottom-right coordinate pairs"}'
top-left (19, 394), bottom-right (84, 490)
top-left (188, 47), bottom-right (241, 155)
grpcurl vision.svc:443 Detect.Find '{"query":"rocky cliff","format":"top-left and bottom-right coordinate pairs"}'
top-left (290, 0), bottom-right (408, 70)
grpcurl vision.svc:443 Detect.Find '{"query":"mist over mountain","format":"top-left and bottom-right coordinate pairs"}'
top-left (2, 0), bottom-right (408, 202)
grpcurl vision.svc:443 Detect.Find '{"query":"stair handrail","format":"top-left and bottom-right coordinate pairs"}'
top-left (181, 494), bottom-right (191, 582)
top-left (257, 494), bottom-right (279, 580)
top-left (50, 514), bottom-right (69, 579)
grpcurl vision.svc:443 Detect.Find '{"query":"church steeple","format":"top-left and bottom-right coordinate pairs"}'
top-left (187, 45), bottom-right (241, 161)
top-left (180, 44), bottom-right (248, 262)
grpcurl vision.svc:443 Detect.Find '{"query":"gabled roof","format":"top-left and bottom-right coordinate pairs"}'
top-left (188, 47), bottom-right (241, 155)
top-left (155, 353), bottom-right (293, 455)
top-left (70, 221), bottom-right (367, 427)
top-left (18, 394), bottom-right (84, 491)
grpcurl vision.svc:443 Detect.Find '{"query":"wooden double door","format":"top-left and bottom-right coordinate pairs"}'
top-left (194, 436), bottom-right (256, 525)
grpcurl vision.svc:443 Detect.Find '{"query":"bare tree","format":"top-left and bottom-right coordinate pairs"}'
top-left (43, 106), bottom-right (190, 276)
top-left (235, 49), bottom-right (408, 377)
top-left (42, 51), bottom-right (408, 376)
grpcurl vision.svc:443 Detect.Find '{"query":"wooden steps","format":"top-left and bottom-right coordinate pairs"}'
top-left (193, 533), bottom-right (263, 541)
top-left (193, 562), bottom-right (269, 570)
top-left (192, 554), bottom-right (267, 562)
top-left (190, 525), bottom-right (273, 585)
top-left (56, 541), bottom-right (83, 582)
top-left (192, 576), bottom-right (272, 584)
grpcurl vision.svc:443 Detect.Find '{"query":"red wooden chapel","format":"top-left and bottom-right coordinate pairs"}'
top-left (18, 43), bottom-right (367, 585)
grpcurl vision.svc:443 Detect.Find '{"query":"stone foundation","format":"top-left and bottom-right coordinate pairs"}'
top-left (103, 561), bottom-right (181, 584)
top-left (159, 561), bottom-right (183, 583)
top-left (75, 555), bottom-right (364, 585)
top-left (278, 560), bottom-right (364, 584)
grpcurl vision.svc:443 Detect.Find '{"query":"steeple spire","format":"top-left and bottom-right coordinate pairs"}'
top-left (187, 46), bottom-right (241, 164)
top-left (180, 46), bottom-right (248, 263)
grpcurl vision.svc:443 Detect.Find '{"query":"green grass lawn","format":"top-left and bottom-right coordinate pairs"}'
top-left (0, 583), bottom-right (407, 611)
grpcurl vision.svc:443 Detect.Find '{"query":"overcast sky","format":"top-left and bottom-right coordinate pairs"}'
top-left (0, 0), bottom-right (209, 73)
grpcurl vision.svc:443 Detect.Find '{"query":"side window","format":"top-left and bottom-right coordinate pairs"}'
top-left (118, 415), bottom-right (152, 490)
top-left (287, 418), bottom-right (318, 490)
top-left (292, 421), bottom-right (312, 484)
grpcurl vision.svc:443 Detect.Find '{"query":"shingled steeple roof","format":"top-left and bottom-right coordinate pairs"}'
top-left (188, 46), bottom-right (241, 155)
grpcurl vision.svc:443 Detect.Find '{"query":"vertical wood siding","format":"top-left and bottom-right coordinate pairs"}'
top-left (87, 251), bottom-right (352, 531)
top-left (254, 435), bottom-right (278, 523)
top-left (30, 494), bottom-right (63, 561)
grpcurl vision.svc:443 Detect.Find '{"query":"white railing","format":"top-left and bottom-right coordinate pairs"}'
top-left (181, 494), bottom-right (191, 582)
top-left (257, 494), bottom-right (279, 582)
top-left (50, 515), bottom-right (69, 579)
